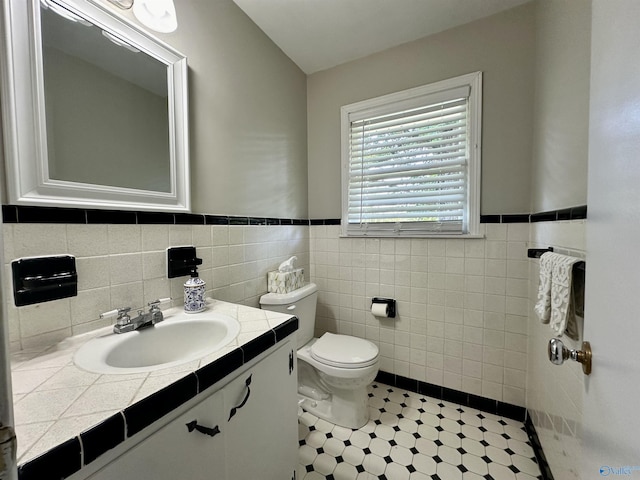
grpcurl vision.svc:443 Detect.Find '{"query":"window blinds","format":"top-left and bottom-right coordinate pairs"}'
top-left (346, 87), bottom-right (470, 236)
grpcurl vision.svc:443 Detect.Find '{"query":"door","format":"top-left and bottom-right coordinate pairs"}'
top-left (582, 1), bottom-right (640, 476)
top-left (224, 341), bottom-right (297, 480)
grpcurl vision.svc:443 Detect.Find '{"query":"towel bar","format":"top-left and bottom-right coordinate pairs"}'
top-left (527, 247), bottom-right (553, 258)
top-left (528, 247), bottom-right (586, 273)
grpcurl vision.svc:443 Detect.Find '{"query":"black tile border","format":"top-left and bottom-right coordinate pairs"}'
top-left (196, 348), bottom-right (245, 393)
top-left (2, 205), bottom-right (18, 223)
top-left (17, 437), bottom-right (81, 480)
top-left (205, 215), bottom-right (230, 225)
top-left (482, 205), bottom-right (587, 224)
top-left (501, 214), bottom-right (531, 224)
top-left (525, 413), bottom-right (555, 480)
top-left (0, 204), bottom-right (320, 227)
top-left (80, 413), bottom-right (125, 466)
top-left (86, 209), bottom-right (137, 224)
top-left (137, 211), bottom-right (176, 224)
top-left (175, 213), bottom-right (205, 225)
top-left (124, 373), bottom-right (199, 437)
top-left (241, 330), bottom-right (276, 363)
top-left (274, 317), bottom-right (299, 342)
top-left (530, 211), bottom-right (557, 223)
top-left (16, 205), bottom-right (86, 224)
top-left (479, 214), bottom-right (501, 224)
top-left (17, 320), bottom-right (298, 479)
top-left (1, 204), bottom-right (587, 226)
top-left (374, 371), bottom-right (527, 422)
top-left (531, 205), bottom-right (587, 223)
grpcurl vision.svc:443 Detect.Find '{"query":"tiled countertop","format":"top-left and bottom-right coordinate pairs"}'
top-left (11, 298), bottom-right (297, 478)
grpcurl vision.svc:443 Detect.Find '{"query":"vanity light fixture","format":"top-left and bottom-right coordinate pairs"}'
top-left (106, 0), bottom-right (134, 8)
top-left (41, 0), bottom-right (92, 26)
top-left (132, 0), bottom-right (178, 33)
top-left (101, 30), bottom-right (141, 53)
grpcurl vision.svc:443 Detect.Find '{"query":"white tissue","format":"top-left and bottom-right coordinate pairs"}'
top-left (278, 256), bottom-right (297, 273)
top-left (371, 303), bottom-right (389, 317)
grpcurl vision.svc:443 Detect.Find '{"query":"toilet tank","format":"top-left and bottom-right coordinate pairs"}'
top-left (259, 283), bottom-right (317, 347)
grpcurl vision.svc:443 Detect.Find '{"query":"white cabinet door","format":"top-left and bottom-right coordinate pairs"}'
top-left (224, 341), bottom-right (297, 480)
top-left (89, 389), bottom-right (226, 480)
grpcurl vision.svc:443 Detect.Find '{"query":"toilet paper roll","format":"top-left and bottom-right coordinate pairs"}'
top-left (371, 303), bottom-right (389, 317)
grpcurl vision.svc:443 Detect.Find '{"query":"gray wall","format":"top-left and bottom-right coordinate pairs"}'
top-left (2, 0), bottom-right (309, 219)
top-left (167, 0), bottom-right (308, 218)
top-left (307, 3), bottom-right (536, 219)
top-left (530, 0), bottom-right (591, 212)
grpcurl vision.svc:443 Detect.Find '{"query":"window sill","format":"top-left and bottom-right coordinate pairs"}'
top-left (339, 233), bottom-right (486, 239)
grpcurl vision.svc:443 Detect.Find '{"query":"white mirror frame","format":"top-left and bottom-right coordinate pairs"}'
top-left (0, 0), bottom-right (190, 212)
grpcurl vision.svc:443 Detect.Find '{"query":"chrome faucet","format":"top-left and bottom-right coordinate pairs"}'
top-left (101, 298), bottom-right (170, 334)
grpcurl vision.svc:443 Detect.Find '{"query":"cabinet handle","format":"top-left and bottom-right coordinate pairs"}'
top-left (185, 420), bottom-right (221, 438)
top-left (289, 350), bottom-right (294, 375)
top-left (228, 374), bottom-right (252, 420)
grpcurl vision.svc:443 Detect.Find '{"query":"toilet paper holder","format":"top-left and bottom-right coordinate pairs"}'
top-left (371, 297), bottom-right (396, 318)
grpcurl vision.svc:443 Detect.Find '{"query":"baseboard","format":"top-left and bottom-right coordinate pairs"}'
top-left (374, 371), bottom-right (526, 421)
top-left (524, 413), bottom-right (555, 480)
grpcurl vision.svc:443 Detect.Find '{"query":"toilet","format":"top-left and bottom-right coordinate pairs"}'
top-left (260, 283), bottom-right (379, 429)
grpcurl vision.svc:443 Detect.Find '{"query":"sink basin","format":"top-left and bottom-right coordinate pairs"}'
top-left (73, 310), bottom-right (240, 374)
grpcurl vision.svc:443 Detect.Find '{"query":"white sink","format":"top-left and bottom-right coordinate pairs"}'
top-left (74, 310), bottom-right (240, 374)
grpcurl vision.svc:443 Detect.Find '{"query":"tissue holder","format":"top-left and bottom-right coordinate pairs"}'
top-left (267, 268), bottom-right (304, 294)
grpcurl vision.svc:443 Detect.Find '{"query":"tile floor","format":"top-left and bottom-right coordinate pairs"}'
top-left (297, 383), bottom-right (542, 480)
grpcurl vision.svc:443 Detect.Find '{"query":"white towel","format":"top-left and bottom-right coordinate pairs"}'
top-left (534, 252), bottom-right (581, 339)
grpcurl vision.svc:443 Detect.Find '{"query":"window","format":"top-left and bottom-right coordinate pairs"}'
top-left (341, 72), bottom-right (482, 237)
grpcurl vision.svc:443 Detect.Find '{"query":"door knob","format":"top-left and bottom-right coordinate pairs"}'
top-left (548, 338), bottom-right (592, 375)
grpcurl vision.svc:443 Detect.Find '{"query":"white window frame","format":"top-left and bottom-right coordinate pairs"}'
top-left (340, 71), bottom-right (482, 238)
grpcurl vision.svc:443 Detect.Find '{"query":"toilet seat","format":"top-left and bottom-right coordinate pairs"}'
top-left (310, 333), bottom-right (378, 369)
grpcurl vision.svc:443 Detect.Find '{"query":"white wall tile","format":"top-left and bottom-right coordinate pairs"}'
top-left (142, 251), bottom-right (166, 280)
top-left (527, 220), bottom-right (585, 461)
top-left (485, 224), bottom-right (507, 241)
top-left (76, 256), bottom-right (110, 290)
top-left (67, 225), bottom-right (109, 257)
top-left (70, 288), bottom-right (110, 326)
top-left (109, 254), bottom-right (142, 285)
top-left (19, 299), bottom-right (71, 338)
top-left (141, 225), bottom-right (170, 251)
top-left (8, 218), bottom-right (561, 411)
top-left (7, 221), bottom-right (309, 349)
top-left (13, 224), bottom-right (68, 260)
top-left (507, 224), bottom-right (529, 242)
top-left (107, 225), bottom-right (141, 254)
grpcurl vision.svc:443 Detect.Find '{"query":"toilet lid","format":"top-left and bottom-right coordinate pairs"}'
top-left (310, 333), bottom-right (379, 368)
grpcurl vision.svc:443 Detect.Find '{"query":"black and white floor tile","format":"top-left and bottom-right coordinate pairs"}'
top-left (297, 383), bottom-right (542, 480)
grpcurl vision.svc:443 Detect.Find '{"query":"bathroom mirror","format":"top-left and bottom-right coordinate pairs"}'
top-left (1, 0), bottom-right (190, 211)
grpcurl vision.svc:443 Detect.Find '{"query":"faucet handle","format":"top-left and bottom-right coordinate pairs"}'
top-left (100, 307), bottom-right (131, 319)
top-left (148, 298), bottom-right (170, 311)
top-left (100, 307), bottom-right (132, 326)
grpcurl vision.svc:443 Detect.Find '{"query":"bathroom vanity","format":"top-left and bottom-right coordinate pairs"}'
top-left (79, 339), bottom-right (297, 480)
top-left (13, 300), bottom-right (299, 480)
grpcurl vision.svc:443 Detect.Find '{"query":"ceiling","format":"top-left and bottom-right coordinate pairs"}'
top-left (232, 0), bottom-right (532, 74)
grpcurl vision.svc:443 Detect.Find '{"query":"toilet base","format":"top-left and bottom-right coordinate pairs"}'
top-left (298, 385), bottom-right (370, 429)
top-left (297, 360), bottom-right (373, 429)
top-left (294, 337), bottom-right (379, 429)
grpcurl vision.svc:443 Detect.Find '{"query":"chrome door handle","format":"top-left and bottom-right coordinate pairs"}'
top-left (548, 338), bottom-right (592, 375)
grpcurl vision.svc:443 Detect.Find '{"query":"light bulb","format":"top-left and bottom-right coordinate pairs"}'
top-left (132, 0), bottom-right (177, 33)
